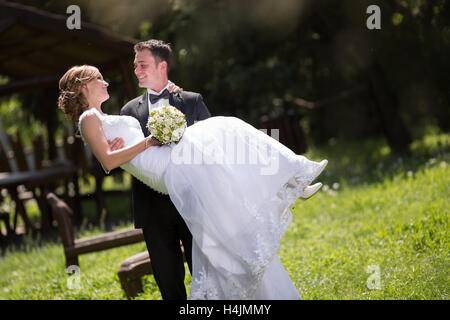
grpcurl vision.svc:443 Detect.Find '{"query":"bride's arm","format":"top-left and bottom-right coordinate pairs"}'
top-left (80, 113), bottom-right (157, 172)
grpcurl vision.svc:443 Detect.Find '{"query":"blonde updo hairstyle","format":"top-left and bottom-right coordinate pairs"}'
top-left (58, 65), bottom-right (100, 123)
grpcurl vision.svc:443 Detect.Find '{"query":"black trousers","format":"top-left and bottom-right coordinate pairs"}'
top-left (141, 203), bottom-right (193, 300)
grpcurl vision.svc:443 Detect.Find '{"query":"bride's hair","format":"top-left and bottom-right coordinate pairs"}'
top-left (58, 65), bottom-right (100, 123)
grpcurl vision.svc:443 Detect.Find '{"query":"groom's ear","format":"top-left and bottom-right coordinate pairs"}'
top-left (158, 60), bottom-right (168, 73)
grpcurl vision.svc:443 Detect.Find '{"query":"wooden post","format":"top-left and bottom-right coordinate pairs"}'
top-left (44, 90), bottom-right (57, 160)
top-left (119, 59), bottom-right (137, 101)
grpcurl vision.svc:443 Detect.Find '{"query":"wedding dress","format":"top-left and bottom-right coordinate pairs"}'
top-left (78, 108), bottom-right (327, 300)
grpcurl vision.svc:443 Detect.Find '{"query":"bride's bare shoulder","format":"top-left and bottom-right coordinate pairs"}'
top-left (79, 108), bottom-right (102, 123)
top-left (79, 111), bottom-right (102, 135)
top-left (81, 111), bottom-right (101, 121)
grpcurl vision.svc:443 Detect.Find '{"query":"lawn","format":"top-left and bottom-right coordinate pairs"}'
top-left (0, 131), bottom-right (448, 300)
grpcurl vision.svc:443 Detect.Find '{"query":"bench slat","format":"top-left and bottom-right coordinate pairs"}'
top-left (66, 229), bottom-right (144, 256)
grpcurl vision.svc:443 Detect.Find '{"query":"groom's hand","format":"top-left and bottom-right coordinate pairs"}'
top-left (168, 80), bottom-right (183, 93)
top-left (108, 137), bottom-right (125, 151)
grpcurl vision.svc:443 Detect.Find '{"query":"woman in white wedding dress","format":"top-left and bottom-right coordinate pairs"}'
top-left (58, 65), bottom-right (328, 300)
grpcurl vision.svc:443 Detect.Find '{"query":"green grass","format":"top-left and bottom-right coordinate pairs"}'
top-left (0, 131), bottom-right (448, 299)
top-left (283, 160), bottom-right (448, 299)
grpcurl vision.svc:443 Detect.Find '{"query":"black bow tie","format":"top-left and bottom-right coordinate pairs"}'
top-left (149, 89), bottom-right (170, 104)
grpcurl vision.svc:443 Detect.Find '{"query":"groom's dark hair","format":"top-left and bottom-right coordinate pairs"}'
top-left (134, 39), bottom-right (172, 71)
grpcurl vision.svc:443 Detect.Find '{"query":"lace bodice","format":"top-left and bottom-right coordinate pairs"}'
top-left (78, 108), bottom-right (171, 194)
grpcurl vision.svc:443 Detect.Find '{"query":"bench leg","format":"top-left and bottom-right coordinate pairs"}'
top-left (66, 255), bottom-right (79, 268)
top-left (120, 276), bottom-right (143, 299)
top-left (10, 188), bottom-right (33, 234)
top-left (0, 214), bottom-right (13, 236)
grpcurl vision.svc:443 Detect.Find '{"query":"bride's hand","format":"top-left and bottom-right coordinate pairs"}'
top-left (168, 80), bottom-right (183, 93)
top-left (108, 137), bottom-right (125, 151)
top-left (146, 136), bottom-right (163, 148)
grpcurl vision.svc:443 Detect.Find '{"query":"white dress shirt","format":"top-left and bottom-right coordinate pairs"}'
top-left (147, 83), bottom-right (170, 115)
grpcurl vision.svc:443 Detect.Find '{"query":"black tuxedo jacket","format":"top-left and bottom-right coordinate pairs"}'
top-left (120, 90), bottom-right (211, 228)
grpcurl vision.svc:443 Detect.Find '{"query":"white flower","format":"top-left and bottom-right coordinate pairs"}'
top-left (146, 105), bottom-right (186, 144)
top-left (165, 118), bottom-right (174, 127)
top-left (173, 128), bottom-right (183, 139)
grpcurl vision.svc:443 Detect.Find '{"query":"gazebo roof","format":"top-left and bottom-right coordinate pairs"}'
top-left (0, 0), bottom-right (138, 97)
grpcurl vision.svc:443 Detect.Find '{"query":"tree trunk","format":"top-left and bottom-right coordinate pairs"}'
top-left (367, 61), bottom-right (412, 155)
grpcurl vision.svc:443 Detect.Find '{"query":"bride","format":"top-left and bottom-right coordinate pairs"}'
top-left (58, 65), bottom-right (328, 300)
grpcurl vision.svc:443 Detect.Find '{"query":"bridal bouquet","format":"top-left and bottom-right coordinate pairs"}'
top-left (146, 105), bottom-right (187, 144)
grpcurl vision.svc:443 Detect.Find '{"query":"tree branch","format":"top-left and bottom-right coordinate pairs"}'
top-left (285, 83), bottom-right (368, 109)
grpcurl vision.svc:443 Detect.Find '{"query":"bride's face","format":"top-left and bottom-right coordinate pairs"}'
top-left (84, 72), bottom-right (110, 105)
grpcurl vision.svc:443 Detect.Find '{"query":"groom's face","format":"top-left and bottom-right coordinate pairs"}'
top-left (134, 49), bottom-right (164, 90)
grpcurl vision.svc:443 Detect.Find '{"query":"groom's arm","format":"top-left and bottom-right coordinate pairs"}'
top-left (120, 101), bottom-right (134, 117)
top-left (195, 94), bottom-right (211, 121)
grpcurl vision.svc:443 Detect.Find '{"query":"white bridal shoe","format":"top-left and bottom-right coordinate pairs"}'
top-left (315, 160), bottom-right (328, 181)
top-left (299, 160), bottom-right (327, 200)
top-left (300, 182), bottom-right (323, 200)
top-left (286, 159), bottom-right (328, 200)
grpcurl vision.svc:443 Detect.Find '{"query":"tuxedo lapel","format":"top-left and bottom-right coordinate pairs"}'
top-left (169, 92), bottom-right (185, 113)
top-left (136, 92), bottom-right (194, 133)
top-left (169, 92), bottom-right (196, 126)
top-left (138, 91), bottom-right (150, 136)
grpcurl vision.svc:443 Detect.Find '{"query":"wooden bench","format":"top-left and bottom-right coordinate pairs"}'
top-left (46, 192), bottom-right (187, 299)
top-left (0, 130), bottom-right (78, 233)
top-left (46, 192), bottom-right (144, 267)
top-left (117, 245), bottom-right (186, 299)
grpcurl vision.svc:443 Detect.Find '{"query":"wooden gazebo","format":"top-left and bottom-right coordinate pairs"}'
top-left (0, 1), bottom-right (138, 232)
top-left (0, 0), bottom-right (137, 137)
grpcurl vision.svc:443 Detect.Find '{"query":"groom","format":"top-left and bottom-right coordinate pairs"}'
top-left (116, 40), bottom-right (211, 299)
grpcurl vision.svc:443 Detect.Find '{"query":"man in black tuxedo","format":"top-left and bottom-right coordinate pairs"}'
top-left (119, 40), bottom-right (211, 299)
